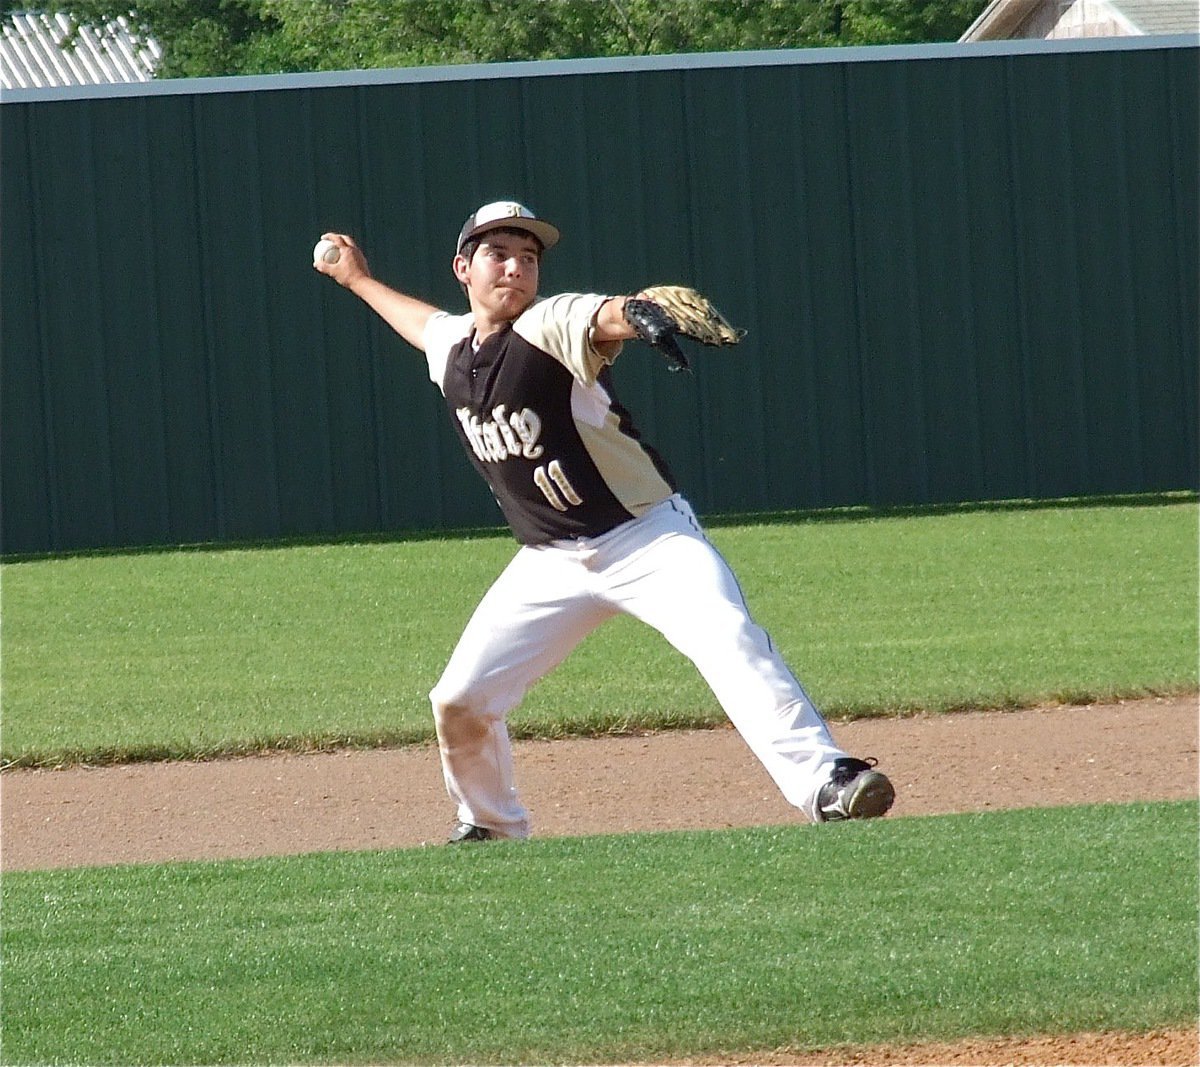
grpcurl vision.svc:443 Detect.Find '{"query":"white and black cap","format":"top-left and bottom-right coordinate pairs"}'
top-left (456, 200), bottom-right (561, 255)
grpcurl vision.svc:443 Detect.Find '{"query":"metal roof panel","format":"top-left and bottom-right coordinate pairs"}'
top-left (0, 12), bottom-right (160, 89)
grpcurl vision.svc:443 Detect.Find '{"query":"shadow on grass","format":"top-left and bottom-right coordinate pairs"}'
top-left (4, 490), bottom-right (1195, 565)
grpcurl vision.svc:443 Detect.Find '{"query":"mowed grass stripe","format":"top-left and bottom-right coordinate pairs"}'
top-left (2, 497), bottom-right (1195, 766)
top-left (3, 801), bottom-right (1196, 1066)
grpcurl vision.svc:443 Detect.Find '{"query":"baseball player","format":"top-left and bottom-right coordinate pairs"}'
top-left (314, 200), bottom-right (895, 842)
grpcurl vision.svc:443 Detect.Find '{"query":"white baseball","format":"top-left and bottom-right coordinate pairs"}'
top-left (313, 238), bottom-right (340, 265)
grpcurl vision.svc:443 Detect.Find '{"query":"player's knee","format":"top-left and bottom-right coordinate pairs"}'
top-left (430, 684), bottom-right (493, 750)
top-left (431, 669), bottom-right (525, 730)
top-left (429, 681), bottom-right (487, 725)
top-left (431, 684), bottom-right (465, 717)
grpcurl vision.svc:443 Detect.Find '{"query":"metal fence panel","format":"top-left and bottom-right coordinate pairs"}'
top-left (2, 39), bottom-right (1196, 554)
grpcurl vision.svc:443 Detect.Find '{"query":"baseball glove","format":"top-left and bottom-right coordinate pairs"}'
top-left (623, 284), bottom-right (745, 373)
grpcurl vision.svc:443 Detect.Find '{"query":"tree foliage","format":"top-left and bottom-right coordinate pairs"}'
top-left (8, 0), bottom-right (989, 79)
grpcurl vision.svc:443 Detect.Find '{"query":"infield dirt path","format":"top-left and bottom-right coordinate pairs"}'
top-left (3, 695), bottom-right (1195, 871)
top-left (3, 694), bottom-right (1197, 1065)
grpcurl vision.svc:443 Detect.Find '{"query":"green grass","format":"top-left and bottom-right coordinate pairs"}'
top-left (2, 497), bottom-right (1196, 766)
top-left (3, 801), bottom-right (1195, 1066)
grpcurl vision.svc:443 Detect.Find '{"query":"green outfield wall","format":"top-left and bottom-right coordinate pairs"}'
top-left (2, 37), bottom-right (1196, 554)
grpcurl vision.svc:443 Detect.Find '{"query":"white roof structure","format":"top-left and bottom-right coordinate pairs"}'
top-left (1, 10), bottom-right (161, 89)
top-left (961, 0), bottom-right (1200, 41)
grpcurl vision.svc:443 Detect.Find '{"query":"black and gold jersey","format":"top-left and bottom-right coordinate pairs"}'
top-left (423, 293), bottom-right (676, 545)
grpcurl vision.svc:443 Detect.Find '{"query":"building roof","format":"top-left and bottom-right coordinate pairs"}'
top-left (1118, 0), bottom-right (1200, 35)
top-left (1, 10), bottom-right (161, 89)
top-left (961, 0), bottom-right (1199, 42)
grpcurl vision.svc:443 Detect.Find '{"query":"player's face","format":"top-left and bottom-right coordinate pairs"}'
top-left (458, 231), bottom-right (541, 321)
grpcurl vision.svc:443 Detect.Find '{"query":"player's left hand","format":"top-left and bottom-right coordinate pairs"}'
top-left (623, 284), bottom-right (745, 373)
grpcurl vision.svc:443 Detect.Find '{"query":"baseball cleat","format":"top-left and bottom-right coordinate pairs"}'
top-left (816, 757), bottom-right (895, 822)
top-left (447, 822), bottom-right (494, 843)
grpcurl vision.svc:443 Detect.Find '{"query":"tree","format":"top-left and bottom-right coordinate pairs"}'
top-left (5, 0), bottom-right (989, 79)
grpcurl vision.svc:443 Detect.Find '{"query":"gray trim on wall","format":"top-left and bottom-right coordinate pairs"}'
top-left (2, 32), bottom-right (1193, 103)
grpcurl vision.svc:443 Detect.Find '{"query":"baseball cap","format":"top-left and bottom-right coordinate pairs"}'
top-left (456, 200), bottom-right (561, 255)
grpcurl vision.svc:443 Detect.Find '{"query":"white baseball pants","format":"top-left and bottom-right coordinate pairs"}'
top-left (429, 494), bottom-right (848, 838)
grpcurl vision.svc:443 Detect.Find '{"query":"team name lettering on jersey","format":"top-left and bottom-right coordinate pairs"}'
top-left (455, 403), bottom-right (587, 512)
top-left (455, 405), bottom-right (544, 463)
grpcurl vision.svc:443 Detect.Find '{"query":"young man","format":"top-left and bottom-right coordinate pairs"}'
top-left (315, 200), bottom-right (895, 842)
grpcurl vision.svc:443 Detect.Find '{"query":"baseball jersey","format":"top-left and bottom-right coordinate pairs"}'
top-left (423, 293), bottom-right (677, 545)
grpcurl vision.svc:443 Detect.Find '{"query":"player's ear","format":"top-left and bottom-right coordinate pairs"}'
top-left (452, 252), bottom-right (471, 285)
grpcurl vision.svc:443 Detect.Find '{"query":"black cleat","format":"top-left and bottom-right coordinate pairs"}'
top-left (816, 757), bottom-right (895, 822)
top-left (447, 822), bottom-right (494, 843)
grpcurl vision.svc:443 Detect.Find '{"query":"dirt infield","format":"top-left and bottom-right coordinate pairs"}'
top-left (668, 1027), bottom-right (1199, 1065)
top-left (4, 695), bottom-right (1195, 870)
top-left (3, 694), bottom-right (1197, 1065)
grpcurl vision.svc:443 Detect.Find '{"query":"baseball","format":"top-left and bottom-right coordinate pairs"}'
top-left (313, 238), bottom-right (340, 265)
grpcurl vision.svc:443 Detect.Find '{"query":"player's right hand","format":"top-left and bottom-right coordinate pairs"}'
top-left (314, 232), bottom-right (371, 288)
